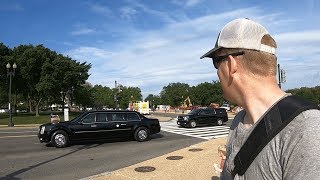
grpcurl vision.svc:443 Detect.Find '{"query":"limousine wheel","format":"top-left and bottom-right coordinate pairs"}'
top-left (51, 130), bottom-right (69, 148)
top-left (134, 127), bottom-right (150, 142)
top-left (217, 119), bottom-right (223, 126)
top-left (189, 120), bottom-right (197, 128)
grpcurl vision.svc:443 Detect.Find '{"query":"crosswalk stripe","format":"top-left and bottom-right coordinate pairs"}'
top-left (160, 120), bottom-right (230, 140)
top-left (161, 125), bottom-right (229, 131)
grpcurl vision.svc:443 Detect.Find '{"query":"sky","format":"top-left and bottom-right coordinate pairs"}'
top-left (1, 0), bottom-right (320, 99)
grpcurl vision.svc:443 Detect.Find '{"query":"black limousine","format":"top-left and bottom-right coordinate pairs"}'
top-left (177, 108), bottom-right (228, 128)
top-left (38, 110), bottom-right (161, 148)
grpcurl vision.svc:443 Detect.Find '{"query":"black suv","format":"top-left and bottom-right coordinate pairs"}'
top-left (38, 110), bottom-right (161, 148)
top-left (177, 108), bottom-right (228, 128)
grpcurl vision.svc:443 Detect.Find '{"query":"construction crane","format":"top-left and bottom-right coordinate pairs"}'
top-left (183, 96), bottom-right (192, 108)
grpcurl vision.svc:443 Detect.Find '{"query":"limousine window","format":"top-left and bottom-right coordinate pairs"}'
top-left (96, 113), bottom-right (108, 122)
top-left (111, 113), bottom-right (125, 121)
top-left (82, 113), bottom-right (95, 123)
top-left (127, 112), bottom-right (140, 121)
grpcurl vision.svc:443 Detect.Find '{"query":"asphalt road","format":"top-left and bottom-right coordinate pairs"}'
top-left (0, 127), bottom-right (204, 180)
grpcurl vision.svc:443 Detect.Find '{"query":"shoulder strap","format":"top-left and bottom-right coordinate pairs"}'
top-left (232, 95), bottom-right (320, 178)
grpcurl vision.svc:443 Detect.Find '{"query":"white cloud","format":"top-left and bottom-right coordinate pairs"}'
top-left (120, 6), bottom-right (137, 20)
top-left (185, 0), bottom-right (203, 7)
top-left (90, 4), bottom-right (112, 16)
top-left (65, 6), bottom-right (320, 97)
top-left (127, 1), bottom-right (176, 23)
top-left (65, 47), bottom-right (112, 62)
top-left (71, 27), bottom-right (96, 35)
top-left (275, 30), bottom-right (320, 43)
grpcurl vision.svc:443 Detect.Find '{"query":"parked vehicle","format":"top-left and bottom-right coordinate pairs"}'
top-left (177, 108), bottom-right (228, 128)
top-left (38, 110), bottom-right (161, 148)
top-left (220, 103), bottom-right (231, 111)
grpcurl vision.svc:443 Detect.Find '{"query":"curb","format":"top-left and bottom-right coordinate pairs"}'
top-left (0, 124), bottom-right (41, 128)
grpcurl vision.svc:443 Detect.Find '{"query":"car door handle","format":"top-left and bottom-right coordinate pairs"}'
top-left (91, 124), bottom-right (97, 128)
top-left (120, 124), bottom-right (126, 126)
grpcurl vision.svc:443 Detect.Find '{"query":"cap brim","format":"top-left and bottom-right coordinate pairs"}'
top-left (200, 47), bottom-right (221, 59)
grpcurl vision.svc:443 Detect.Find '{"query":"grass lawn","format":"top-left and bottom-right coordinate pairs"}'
top-left (0, 111), bottom-right (83, 125)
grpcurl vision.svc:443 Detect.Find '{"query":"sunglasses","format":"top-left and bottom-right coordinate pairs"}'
top-left (212, 51), bottom-right (245, 69)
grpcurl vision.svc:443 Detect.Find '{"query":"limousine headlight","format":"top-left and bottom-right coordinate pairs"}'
top-left (40, 126), bottom-right (45, 134)
top-left (183, 116), bottom-right (189, 120)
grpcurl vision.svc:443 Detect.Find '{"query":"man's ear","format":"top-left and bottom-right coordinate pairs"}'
top-left (227, 55), bottom-right (238, 86)
top-left (228, 55), bottom-right (238, 78)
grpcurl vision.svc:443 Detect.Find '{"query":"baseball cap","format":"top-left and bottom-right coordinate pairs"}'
top-left (200, 18), bottom-right (276, 59)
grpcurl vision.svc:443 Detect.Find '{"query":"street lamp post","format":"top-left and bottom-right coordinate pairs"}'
top-left (6, 62), bottom-right (17, 127)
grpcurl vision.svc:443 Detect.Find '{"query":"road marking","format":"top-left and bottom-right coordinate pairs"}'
top-left (160, 120), bottom-right (230, 140)
top-left (0, 135), bottom-right (37, 139)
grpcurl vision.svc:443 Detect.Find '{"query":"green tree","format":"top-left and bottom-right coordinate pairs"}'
top-left (37, 54), bottom-right (91, 114)
top-left (0, 42), bottom-right (12, 106)
top-left (73, 82), bottom-right (94, 109)
top-left (12, 44), bottom-right (56, 115)
top-left (145, 94), bottom-right (160, 109)
top-left (190, 81), bottom-right (224, 106)
top-left (160, 82), bottom-right (191, 106)
top-left (11, 44), bottom-right (91, 116)
top-left (91, 85), bottom-right (114, 109)
top-left (116, 86), bottom-right (142, 109)
top-left (286, 86), bottom-right (320, 104)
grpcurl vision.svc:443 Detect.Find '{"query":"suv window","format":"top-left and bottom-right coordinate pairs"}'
top-left (205, 108), bottom-right (216, 115)
top-left (127, 112), bottom-right (140, 121)
top-left (96, 113), bottom-right (108, 122)
top-left (189, 109), bottom-right (201, 115)
top-left (111, 113), bottom-right (125, 121)
top-left (82, 113), bottom-right (95, 123)
top-left (199, 110), bottom-right (207, 115)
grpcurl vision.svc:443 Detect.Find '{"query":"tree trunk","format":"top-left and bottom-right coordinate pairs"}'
top-left (35, 104), bottom-right (39, 116)
top-left (28, 98), bottom-right (32, 112)
top-left (61, 93), bottom-right (65, 114)
top-left (35, 98), bottom-right (42, 116)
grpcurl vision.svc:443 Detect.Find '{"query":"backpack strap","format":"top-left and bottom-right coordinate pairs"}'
top-left (231, 95), bottom-right (320, 178)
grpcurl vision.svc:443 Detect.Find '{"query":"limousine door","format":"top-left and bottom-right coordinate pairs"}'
top-left (70, 113), bottom-right (108, 141)
top-left (103, 112), bottom-right (138, 139)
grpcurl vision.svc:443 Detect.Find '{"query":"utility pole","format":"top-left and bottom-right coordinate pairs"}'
top-left (278, 64), bottom-right (286, 89)
top-left (114, 81), bottom-right (118, 110)
top-left (278, 64), bottom-right (281, 89)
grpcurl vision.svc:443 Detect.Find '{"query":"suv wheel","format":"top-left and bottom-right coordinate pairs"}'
top-left (51, 130), bottom-right (69, 148)
top-left (189, 120), bottom-right (197, 128)
top-left (134, 127), bottom-right (150, 142)
top-left (217, 119), bottom-right (223, 126)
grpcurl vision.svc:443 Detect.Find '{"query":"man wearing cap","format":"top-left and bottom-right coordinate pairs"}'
top-left (201, 18), bottom-right (320, 179)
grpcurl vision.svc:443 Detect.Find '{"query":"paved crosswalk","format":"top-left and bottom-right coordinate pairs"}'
top-left (160, 120), bottom-right (230, 140)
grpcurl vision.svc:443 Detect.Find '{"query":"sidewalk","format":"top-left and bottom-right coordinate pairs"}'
top-left (84, 137), bottom-right (227, 180)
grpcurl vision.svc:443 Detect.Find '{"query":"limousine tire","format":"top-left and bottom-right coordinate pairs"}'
top-left (189, 120), bottom-right (197, 128)
top-left (134, 127), bottom-right (150, 142)
top-left (51, 130), bottom-right (69, 148)
top-left (217, 119), bottom-right (223, 126)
